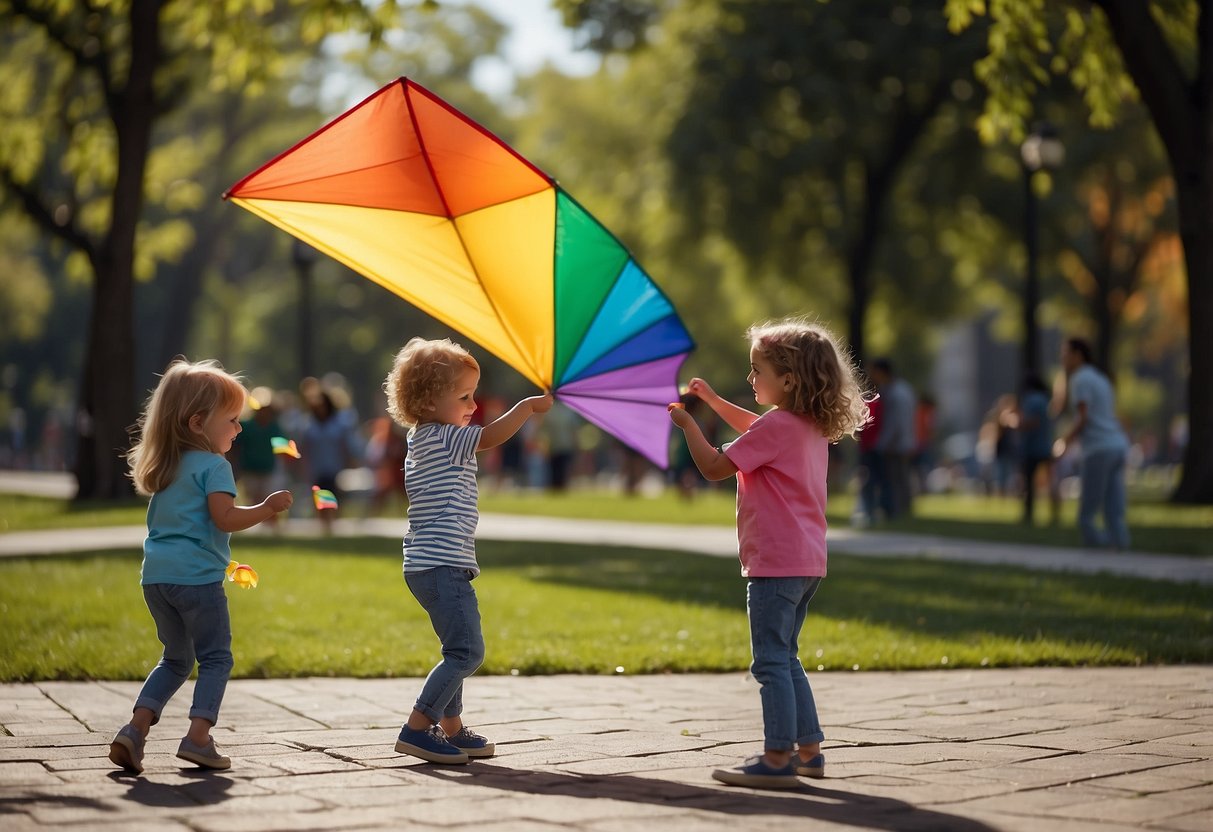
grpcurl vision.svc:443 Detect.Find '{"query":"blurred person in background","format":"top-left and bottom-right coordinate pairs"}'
top-left (230, 386), bottom-right (284, 531)
top-left (868, 358), bottom-right (916, 519)
top-left (1017, 372), bottom-right (1056, 525)
top-left (1057, 337), bottom-right (1130, 550)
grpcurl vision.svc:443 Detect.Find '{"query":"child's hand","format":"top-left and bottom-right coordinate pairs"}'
top-left (529, 392), bottom-right (554, 415)
top-left (684, 378), bottom-right (714, 400)
top-left (266, 490), bottom-right (293, 513)
top-left (668, 403), bottom-right (694, 430)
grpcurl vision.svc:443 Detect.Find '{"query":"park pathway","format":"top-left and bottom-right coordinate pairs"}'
top-left (1, 668), bottom-right (1210, 831)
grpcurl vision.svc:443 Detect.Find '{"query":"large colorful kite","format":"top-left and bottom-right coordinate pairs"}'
top-left (224, 77), bottom-right (693, 467)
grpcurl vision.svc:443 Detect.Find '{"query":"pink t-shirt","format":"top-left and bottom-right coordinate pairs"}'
top-left (723, 409), bottom-right (829, 578)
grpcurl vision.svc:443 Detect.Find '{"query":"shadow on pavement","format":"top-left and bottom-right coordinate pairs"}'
top-left (410, 763), bottom-right (1000, 830)
top-left (108, 768), bottom-right (235, 807)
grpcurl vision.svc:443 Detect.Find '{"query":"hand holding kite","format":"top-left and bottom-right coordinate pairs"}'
top-left (226, 560), bottom-right (259, 589)
top-left (681, 378), bottom-right (715, 400)
top-left (668, 402), bottom-right (694, 430)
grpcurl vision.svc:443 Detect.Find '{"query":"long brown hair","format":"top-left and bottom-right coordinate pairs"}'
top-left (127, 359), bottom-right (247, 495)
top-left (748, 318), bottom-right (870, 442)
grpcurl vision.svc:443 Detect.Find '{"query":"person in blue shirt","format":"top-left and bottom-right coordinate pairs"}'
top-left (384, 337), bottom-right (552, 765)
top-left (1057, 338), bottom-right (1131, 549)
top-left (1018, 372), bottom-right (1055, 525)
top-left (109, 359), bottom-right (293, 775)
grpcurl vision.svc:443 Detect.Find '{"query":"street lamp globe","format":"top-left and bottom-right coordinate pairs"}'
top-left (1020, 122), bottom-right (1065, 173)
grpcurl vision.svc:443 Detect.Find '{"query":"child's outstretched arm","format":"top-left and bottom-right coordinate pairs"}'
top-left (208, 490), bottom-right (293, 533)
top-left (478, 392), bottom-right (554, 451)
top-left (669, 405), bottom-right (738, 481)
top-left (684, 378), bottom-right (757, 434)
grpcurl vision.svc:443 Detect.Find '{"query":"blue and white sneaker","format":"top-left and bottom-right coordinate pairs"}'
top-left (395, 725), bottom-right (468, 764)
top-left (445, 725), bottom-right (495, 758)
top-left (711, 754), bottom-right (799, 789)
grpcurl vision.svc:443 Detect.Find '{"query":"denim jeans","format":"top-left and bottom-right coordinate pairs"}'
top-left (1079, 449), bottom-right (1130, 549)
top-left (747, 576), bottom-right (825, 751)
top-left (405, 567), bottom-right (485, 723)
top-left (135, 582), bottom-right (233, 725)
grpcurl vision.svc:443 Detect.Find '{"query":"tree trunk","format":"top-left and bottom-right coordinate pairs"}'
top-left (1173, 180), bottom-right (1213, 502)
top-left (71, 0), bottom-right (161, 501)
top-left (1094, 0), bottom-right (1211, 503)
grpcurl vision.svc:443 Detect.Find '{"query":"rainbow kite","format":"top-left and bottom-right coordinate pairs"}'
top-left (224, 77), bottom-right (693, 467)
top-left (312, 486), bottom-right (339, 511)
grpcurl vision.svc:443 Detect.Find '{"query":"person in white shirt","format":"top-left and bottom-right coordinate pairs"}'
top-left (1057, 338), bottom-right (1130, 549)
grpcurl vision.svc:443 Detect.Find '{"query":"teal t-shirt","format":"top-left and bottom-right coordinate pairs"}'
top-left (141, 450), bottom-right (238, 586)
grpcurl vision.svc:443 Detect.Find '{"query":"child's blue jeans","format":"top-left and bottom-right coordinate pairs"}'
top-left (405, 567), bottom-right (485, 723)
top-left (746, 576), bottom-right (825, 751)
top-left (135, 582), bottom-right (233, 726)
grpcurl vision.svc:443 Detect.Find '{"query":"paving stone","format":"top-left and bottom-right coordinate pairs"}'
top-left (2, 721), bottom-right (89, 737)
top-left (1156, 809), bottom-right (1213, 832)
top-left (1049, 785), bottom-right (1213, 824)
top-left (0, 762), bottom-right (61, 787)
top-left (0, 668), bottom-right (1208, 830)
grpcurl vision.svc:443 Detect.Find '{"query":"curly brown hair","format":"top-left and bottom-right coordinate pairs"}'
top-left (384, 337), bottom-right (480, 428)
top-left (747, 318), bottom-right (871, 442)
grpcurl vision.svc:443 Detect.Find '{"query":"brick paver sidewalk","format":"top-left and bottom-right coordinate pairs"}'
top-left (2, 668), bottom-right (1210, 831)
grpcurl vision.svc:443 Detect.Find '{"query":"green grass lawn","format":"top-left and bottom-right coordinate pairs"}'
top-left (1, 537), bottom-right (1209, 682)
top-left (0, 494), bottom-right (148, 532)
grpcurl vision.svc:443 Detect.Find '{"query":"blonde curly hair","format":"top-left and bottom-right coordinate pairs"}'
top-left (384, 337), bottom-right (480, 427)
top-left (748, 318), bottom-right (871, 442)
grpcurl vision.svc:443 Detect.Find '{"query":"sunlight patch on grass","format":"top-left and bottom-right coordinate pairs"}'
top-left (1, 538), bottom-right (1209, 681)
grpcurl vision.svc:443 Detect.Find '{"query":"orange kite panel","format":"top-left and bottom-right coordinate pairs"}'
top-left (404, 82), bottom-right (552, 217)
top-left (227, 81), bottom-right (445, 214)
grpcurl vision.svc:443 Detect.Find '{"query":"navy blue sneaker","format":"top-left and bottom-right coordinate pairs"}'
top-left (795, 752), bottom-right (825, 778)
top-left (395, 725), bottom-right (468, 764)
top-left (446, 725), bottom-right (495, 758)
top-left (712, 754), bottom-right (799, 789)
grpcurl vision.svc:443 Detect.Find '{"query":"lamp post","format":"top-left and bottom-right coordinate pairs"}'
top-left (292, 239), bottom-right (319, 380)
top-left (1019, 122), bottom-right (1065, 378)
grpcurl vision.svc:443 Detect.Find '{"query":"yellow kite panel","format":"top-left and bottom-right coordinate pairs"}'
top-left (454, 189), bottom-right (556, 389)
top-left (232, 197), bottom-right (542, 385)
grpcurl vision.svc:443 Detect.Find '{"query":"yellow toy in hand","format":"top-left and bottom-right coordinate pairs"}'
top-left (226, 560), bottom-right (259, 589)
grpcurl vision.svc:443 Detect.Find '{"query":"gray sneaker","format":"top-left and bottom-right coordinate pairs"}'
top-left (176, 736), bottom-right (231, 770)
top-left (108, 724), bottom-right (145, 774)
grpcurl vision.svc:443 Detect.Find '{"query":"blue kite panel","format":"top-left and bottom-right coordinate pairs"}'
top-left (560, 260), bottom-right (673, 382)
top-left (561, 315), bottom-right (694, 385)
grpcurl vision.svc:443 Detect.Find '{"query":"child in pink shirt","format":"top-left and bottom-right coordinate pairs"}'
top-left (669, 318), bottom-right (869, 790)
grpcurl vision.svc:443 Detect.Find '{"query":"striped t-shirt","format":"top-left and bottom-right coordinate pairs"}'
top-left (403, 422), bottom-right (484, 576)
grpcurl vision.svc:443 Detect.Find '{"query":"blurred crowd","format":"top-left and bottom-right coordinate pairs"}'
top-left (0, 358), bottom-right (1187, 529)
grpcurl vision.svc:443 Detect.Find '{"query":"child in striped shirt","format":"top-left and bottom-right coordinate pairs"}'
top-left (383, 337), bottom-right (552, 764)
